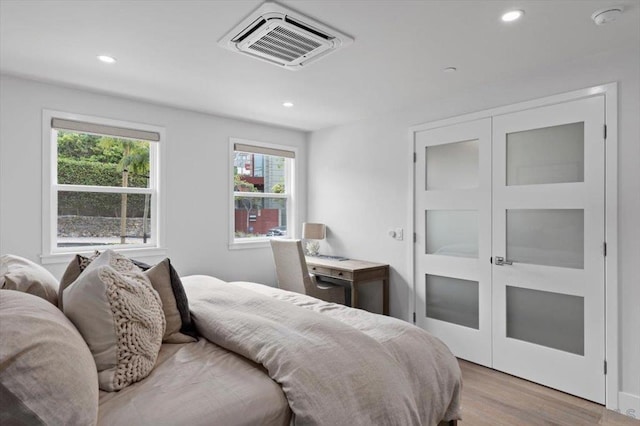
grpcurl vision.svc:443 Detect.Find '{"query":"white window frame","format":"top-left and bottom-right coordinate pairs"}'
top-left (41, 110), bottom-right (166, 263)
top-left (229, 138), bottom-right (297, 249)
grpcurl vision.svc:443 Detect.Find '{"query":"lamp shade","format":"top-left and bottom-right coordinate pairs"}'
top-left (302, 223), bottom-right (326, 240)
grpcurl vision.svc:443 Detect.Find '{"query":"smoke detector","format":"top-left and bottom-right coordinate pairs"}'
top-left (591, 7), bottom-right (624, 25)
top-left (218, 1), bottom-right (353, 71)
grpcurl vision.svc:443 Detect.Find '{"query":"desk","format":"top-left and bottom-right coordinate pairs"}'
top-left (305, 257), bottom-right (390, 315)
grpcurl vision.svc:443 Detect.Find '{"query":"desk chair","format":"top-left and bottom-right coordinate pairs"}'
top-left (270, 239), bottom-right (345, 305)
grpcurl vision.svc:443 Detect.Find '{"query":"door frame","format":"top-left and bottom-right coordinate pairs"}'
top-left (409, 82), bottom-right (619, 409)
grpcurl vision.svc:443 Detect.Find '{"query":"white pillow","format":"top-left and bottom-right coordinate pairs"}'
top-left (1, 254), bottom-right (59, 306)
top-left (63, 250), bottom-right (165, 391)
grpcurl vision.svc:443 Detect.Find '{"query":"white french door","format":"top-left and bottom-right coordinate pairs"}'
top-left (413, 94), bottom-right (606, 403)
top-left (414, 118), bottom-right (492, 367)
top-left (491, 96), bottom-right (605, 403)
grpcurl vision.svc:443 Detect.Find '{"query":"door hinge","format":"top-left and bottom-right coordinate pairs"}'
top-left (604, 360), bottom-right (607, 375)
top-left (413, 312), bottom-right (416, 323)
top-left (490, 256), bottom-right (493, 264)
top-left (413, 152), bottom-right (417, 163)
top-left (413, 233), bottom-right (417, 243)
top-left (603, 242), bottom-right (607, 257)
top-left (604, 124), bottom-right (607, 140)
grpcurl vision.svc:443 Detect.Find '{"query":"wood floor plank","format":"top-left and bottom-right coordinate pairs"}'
top-left (458, 359), bottom-right (639, 425)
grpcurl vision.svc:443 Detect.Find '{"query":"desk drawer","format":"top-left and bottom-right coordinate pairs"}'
top-left (331, 269), bottom-right (353, 280)
top-left (309, 265), bottom-right (332, 276)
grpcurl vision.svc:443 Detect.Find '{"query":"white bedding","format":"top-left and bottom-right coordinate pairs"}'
top-left (183, 275), bottom-right (462, 426)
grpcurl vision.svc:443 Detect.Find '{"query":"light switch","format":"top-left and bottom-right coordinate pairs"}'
top-left (388, 228), bottom-right (404, 240)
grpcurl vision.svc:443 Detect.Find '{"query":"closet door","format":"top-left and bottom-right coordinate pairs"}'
top-left (491, 96), bottom-right (606, 403)
top-left (414, 118), bottom-right (492, 366)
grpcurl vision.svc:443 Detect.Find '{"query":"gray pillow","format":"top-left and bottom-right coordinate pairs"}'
top-left (0, 291), bottom-right (99, 425)
top-left (145, 259), bottom-right (197, 343)
top-left (1, 254), bottom-right (59, 306)
top-left (58, 252), bottom-right (97, 310)
top-left (63, 250), bottom-right (165, 392)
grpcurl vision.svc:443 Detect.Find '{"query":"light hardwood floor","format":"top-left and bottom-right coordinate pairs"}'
top-left (458, 360), bottom-right (639, 425)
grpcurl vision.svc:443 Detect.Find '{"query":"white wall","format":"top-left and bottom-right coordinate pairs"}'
top-left (0, 74), bottom-right (307, 284)
top-left (308, 45), bottom-right (640, 405)
top-left (1, 45), bottom-right (637, 410)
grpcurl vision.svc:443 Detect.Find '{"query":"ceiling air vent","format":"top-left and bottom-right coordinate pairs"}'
top-left (218, 2), bottom-right (353, 71)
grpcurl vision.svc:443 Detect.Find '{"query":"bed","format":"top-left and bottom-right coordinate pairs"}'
top-left (1, 253), bottom-right (462, 426)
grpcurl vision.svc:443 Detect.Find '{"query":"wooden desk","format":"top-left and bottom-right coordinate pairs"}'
top-left (305, 257), bottom-right (390, 315)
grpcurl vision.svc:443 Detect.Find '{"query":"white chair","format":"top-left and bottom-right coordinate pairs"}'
top-left (270, 239), bottom-right (345, 304)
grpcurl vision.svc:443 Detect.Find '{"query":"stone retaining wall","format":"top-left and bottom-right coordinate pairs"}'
top-left (58, 216), bottom-right (151, 238)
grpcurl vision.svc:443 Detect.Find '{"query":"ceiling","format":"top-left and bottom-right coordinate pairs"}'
top-left (1, 0), bottom-right (638, 131)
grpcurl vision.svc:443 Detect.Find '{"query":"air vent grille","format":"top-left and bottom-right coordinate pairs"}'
top-left (218, 2), bottom-right (353, 71)
top-left (248, 25), bottom-right (322, 62)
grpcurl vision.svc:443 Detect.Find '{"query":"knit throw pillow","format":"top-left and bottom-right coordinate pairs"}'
top-left (59, 253), bottom-right (197, 342)
top-left (63, 250), bottom-right (165, 392)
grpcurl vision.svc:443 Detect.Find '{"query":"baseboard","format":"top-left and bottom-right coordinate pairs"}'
top-left (617, 392), bottom-right (640, 420)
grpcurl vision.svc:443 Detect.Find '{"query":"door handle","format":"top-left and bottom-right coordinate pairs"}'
top-left (494, 256), bottom-right (513, 266)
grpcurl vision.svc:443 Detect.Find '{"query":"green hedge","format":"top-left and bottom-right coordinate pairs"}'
top-left (58, 158), bottom-right (147, 187)
top-left (58, 159), bottom-right (149, 217)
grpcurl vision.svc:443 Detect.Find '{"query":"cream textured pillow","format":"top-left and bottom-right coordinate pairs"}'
top-left (1, 254), bottom-right (59, 306)
top-left (63, 250), bottom-right (165, 392)
top-left (0, 291), bottom-right (99, 425)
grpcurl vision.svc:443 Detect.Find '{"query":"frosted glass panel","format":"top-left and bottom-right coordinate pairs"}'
top-left (507, 122), bottom-right (584, 186)
top-left (506, 286), bottom-right (584, 355)
top-left (507, 209), bottom-right (584, 269)
top-left (426, 210), bottom-right (478, 258)
top-left (426, 139), bottom-right (479, 190)
top-left (426, 274), bottom-right (479, 329)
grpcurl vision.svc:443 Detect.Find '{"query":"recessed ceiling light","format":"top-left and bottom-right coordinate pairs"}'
top-left (501, 10), bottom-right (524, 22)
top-left (97, 55), bottom-right (116, 64)
top-left (443, 67), bottom-right (457, 73)
top-left (591, 7), bottom-right (623, 25)
top-left (282, 102), bottom-right (294, 108)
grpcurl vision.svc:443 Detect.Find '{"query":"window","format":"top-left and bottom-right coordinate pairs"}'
top-left (230, 139), bottom-right (296, 248)
top-left (43, 111), bottom-right (164, 259)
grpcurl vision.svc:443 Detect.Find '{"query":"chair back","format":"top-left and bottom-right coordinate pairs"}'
top-left (270, 239), bottom-right (312, 294)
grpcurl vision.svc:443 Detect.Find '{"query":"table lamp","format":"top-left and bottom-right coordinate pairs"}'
top-left (302, 223), bottom-right (325, 256)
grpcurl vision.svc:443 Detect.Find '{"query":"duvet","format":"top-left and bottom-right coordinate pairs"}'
top-left (183, 275), bottom-right (462, 426)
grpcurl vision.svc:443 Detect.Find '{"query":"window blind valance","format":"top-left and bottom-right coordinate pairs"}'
top-left (51, 118), bottom-right (160, 142)
top-left (234, 142), bottom-right (295, 159)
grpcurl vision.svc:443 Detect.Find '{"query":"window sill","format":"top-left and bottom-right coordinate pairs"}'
top-left (40, 247), bottom-right (168, 265)
top-left (228, 239), bottom-right (273, 250)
